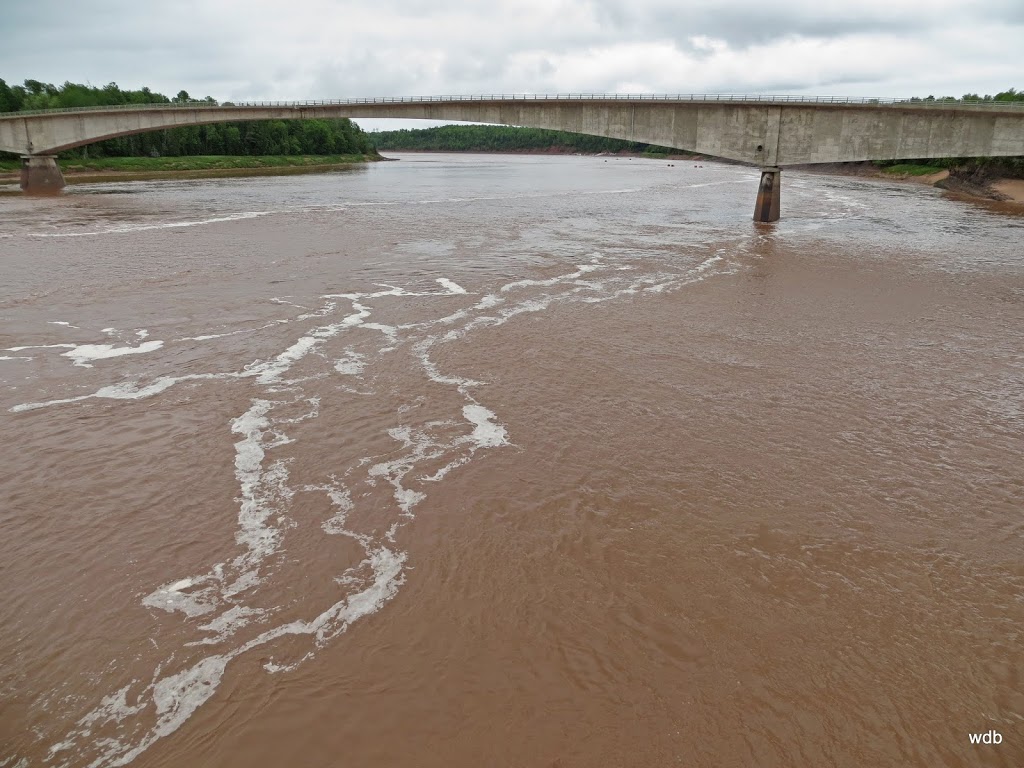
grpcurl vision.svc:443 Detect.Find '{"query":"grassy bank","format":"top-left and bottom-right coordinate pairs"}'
top-left (0, 154), bottom-right (379, 174)
top-left (879, 163), bottom-right (947, 176)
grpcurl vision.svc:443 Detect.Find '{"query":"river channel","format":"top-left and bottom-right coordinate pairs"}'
top-left (1, 153), bottom-right (1022, 767)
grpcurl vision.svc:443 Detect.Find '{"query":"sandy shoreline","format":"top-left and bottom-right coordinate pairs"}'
top-left (791, 163), bottom-right (1024, 205)
top-left (991, 178), bottom-right (1024, 202)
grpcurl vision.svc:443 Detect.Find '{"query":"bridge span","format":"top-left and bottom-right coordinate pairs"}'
top-left (3, 94), bottom-right (1023, 221)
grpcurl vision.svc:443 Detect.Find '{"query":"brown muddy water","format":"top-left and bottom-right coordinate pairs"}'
top-left (1, 154), bottom-right (1022, 768)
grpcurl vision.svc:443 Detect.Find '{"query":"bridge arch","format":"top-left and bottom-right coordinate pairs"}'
top-left (3, 95), bottom-right (1023, 221)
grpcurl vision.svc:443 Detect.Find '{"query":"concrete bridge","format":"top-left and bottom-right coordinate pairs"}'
top-left (3, 94), bottom-right (1023, 221)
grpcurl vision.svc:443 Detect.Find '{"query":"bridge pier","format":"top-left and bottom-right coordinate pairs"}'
top-left (753, 167), bottom-right (780, 223)
top-left (20, 155), bottom-right (65, 195)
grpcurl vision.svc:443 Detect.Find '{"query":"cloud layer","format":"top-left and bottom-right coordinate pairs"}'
top-left (4, 0), bottom-right (1021, 106)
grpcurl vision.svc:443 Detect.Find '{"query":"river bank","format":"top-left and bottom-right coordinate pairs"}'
top-left (793, 160), bottom-right (1024, 205)
top-left (0, 154), bottom-right (385, 186)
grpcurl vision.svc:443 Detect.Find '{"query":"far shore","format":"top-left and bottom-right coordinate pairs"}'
top-left (2, 151), bottom-right (1020, 206)
top-left (0, 154), bottom-right (386, 186)
top-left (766, 161), bottom-right (1024, 206)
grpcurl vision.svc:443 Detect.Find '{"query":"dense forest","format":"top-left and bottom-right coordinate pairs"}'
top-left (0, 79), bottom-right (376, 158)
top-left (369, 124), bottom-right (677, 155)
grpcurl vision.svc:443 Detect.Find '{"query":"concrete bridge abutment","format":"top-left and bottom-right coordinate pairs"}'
top-left (753, 167), bottom-right (781, 223)
top-left (20, 156), bottom-right (65, 195)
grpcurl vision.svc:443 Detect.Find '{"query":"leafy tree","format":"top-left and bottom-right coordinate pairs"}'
top-left (0, 78), bottom-right (376, 158)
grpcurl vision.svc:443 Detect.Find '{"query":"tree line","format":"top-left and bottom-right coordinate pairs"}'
top-left (927, 88), bottom-right (1023, 103)
top-left (0, 79), bottom-right (376, 158)
top-left (369, 124), bottom-right (676, 154)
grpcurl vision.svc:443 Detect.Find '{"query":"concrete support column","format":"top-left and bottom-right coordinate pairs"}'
top-left (753, 167), bottom-right (780, 223)
top-left (20, 155), bottom-right (65, 195)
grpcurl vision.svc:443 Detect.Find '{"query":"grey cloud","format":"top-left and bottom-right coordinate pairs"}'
top-left (588, 0), bottom-right (1022, 48)
top-left (2, 0), bottom-right (1021, 102)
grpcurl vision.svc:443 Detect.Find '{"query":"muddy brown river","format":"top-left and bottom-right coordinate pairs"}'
top-left (1, 154), bottom-right (1022, 767)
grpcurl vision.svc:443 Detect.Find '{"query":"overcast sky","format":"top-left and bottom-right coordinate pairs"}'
top-left (3, 0), bottom-right (1022, 131)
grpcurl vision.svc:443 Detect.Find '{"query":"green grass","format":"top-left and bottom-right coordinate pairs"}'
top-left (880, 163), bottom-right (946, 176)
top-left (61, 155), bottom-right (372, 172)
top-left (0, 154), bottom-right (374, 174)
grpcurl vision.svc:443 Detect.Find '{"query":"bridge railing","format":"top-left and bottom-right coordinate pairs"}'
top-left (4, 93), bottom-right (1024, 117)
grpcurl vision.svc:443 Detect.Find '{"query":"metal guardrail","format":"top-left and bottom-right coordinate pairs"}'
top-left (3, 93), bottom-right (1023, 117)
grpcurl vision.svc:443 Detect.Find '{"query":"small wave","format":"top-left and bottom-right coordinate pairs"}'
top-left (23, 211), bottom-right (270, 238)
top-left (61, 340), bottom-right (164, 368)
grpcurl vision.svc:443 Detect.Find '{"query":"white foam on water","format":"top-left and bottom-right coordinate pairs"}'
top-left (270, 298), bottom-right (309, 309)
top-left (10, 373), bottom-right (229, 413)
top-left (26, 211), bottom-right (270, 239)
top-left (422, 456), bottom-right (471, 482)
top-left (61, 340), bottom-right (164, 367)
top-left (321, 486), bottom-right (355, 535)
top-left (231, 400), bottom-right (292, 569)
top-left (334, 349), bottom-right (366, 376)
top-left (462, 404), bottom-right (509, 448)
top-left (475, 294), bottom-right (503, 310)
top-left (77, 683), bottom-right (145, 730)
top-left (247, 336), bottom-right (319, 385)
top-left (363, 322), bottom-right (398, 342)
top-left (693, 253), bottom-right (724, 273)
top-left (5, 343), bottom-right (77, 352)
top-left (143, 579), bottom-right (218, 618)
top-left (297, 300), bottom-right (338, 321)
top-left (368, 425), bottom-right (444, 515)
top-left (435, 277), bottom-right (467, 294)
top-left (60, 544), bottom-right (409, 768)
top-left (0, 356), bottom-right (32, 362)
top-left (190, 606), bottom-right (265, 645)
top-left (500, 264), bottom-right (601, 293)
top-left (413, 338), bottom-right (483, 391)
top-left (35, 248), bottom-right (737, 768)
top-left (401, 306), bottom-right (472, 329)
top-left (48, 321), bottom-right (80, 329)
top-left (48, 740), bottom-right (74, 756)
top-left (296, 545), bottom-right (407, 644)
top-left (135, 330), bottom-right (149, 339)
top-left (247, 301), bottom-right (381, 385)
top-left (183, 329), bottom-right (251, 341)
top-left (275, 397), bottom-right (321, 425)
top-left (683, 179), bottom-right (751, 189)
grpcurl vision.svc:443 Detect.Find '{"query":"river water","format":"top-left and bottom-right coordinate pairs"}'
top-left (1, 154), bottom-right (1022, 767)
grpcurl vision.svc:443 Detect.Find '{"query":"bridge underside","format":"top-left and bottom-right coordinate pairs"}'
top-left (3, 99), bottom-right (1022, 221)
